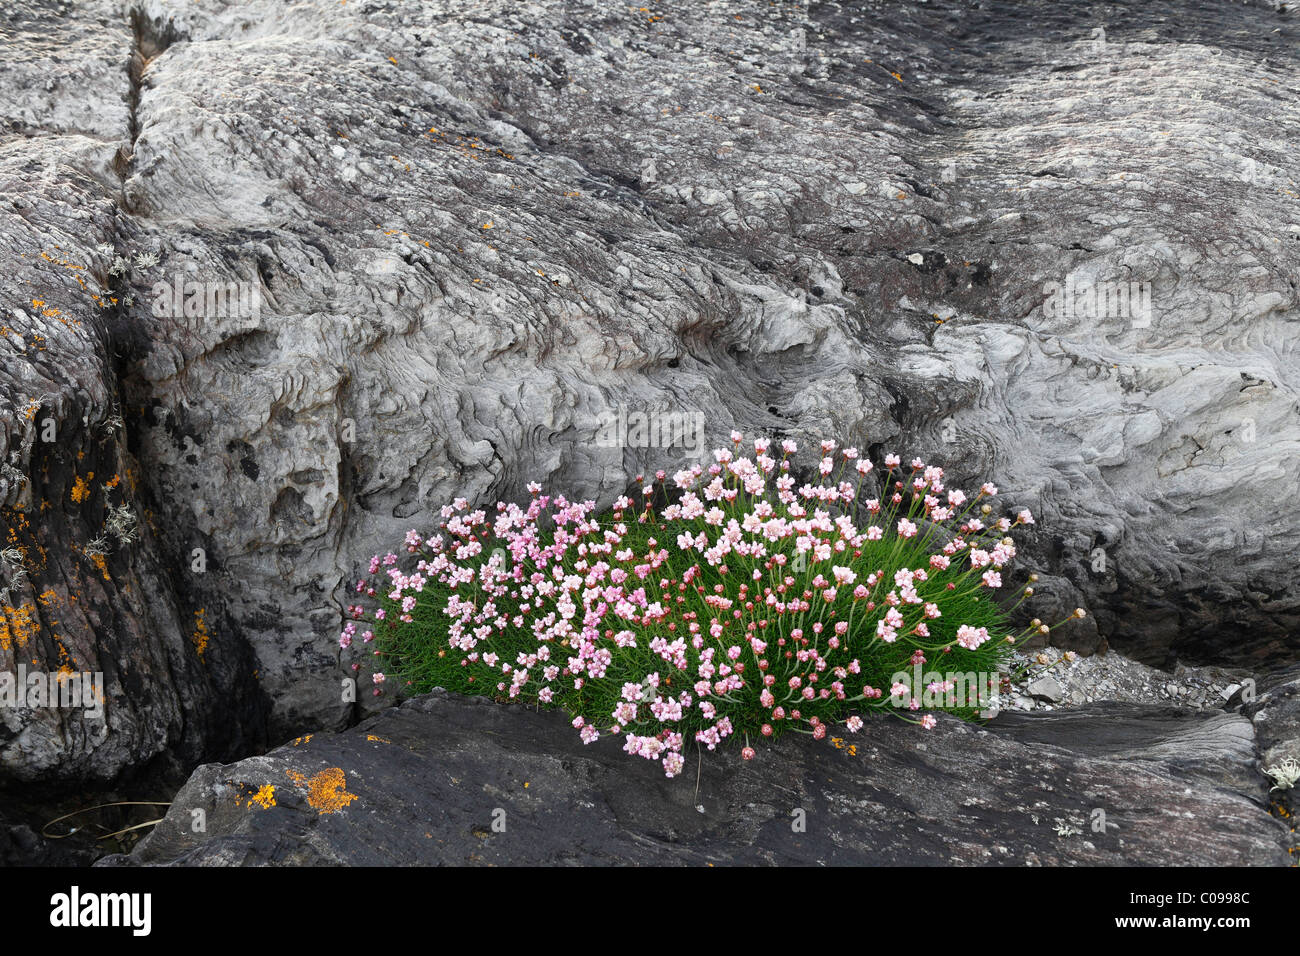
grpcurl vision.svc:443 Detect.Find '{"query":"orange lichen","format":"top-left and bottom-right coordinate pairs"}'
top-left (291, 734), bottom-right (313, 747)
top-left (90, 553), bottom-right (109, 581)
top-left (247, 785), bottom-right (276, 809)
top-left (70, 473), bottom-right (94, 504)
top-left (365, 734), bottom-right (390, 743)
top-left (289, 770), bottom-right (356, 816)
top-left (192, 608), bottom-right (209, 659)
top-left (0, 603), bottom-right (39, 652)
top-left (54, 638), bottom-right (74, 671)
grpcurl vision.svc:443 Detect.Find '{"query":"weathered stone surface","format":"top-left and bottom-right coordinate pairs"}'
top-left (2, 0), bottom-right (1298, 790)
top-left (0, 1), bottom-right (267, 787)
top-left (1246, 664), bottom-right (1300, 774)
top-left (98, 690), bottom-right (1291, 866)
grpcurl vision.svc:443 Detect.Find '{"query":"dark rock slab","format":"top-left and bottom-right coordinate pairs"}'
top-left (100, 690), bottom-right (1292, 866)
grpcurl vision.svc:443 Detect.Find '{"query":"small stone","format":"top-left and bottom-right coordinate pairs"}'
top-left (1025, 676), bottom-right (1065, 703)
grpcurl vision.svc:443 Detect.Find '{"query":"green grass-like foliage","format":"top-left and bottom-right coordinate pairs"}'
top-left (342, 437), bottom-right (1070, 776)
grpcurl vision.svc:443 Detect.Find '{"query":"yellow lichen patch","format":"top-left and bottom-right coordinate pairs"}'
top-left (192, 608), bottom-right (209, 659)
top-left (0, 603), bottom-right (39, 652)
top-left (284, 769), bottom-right (305, 786)
top-left (103, 474), bottom-right (121, 490)
top-left (70, 473), bottom-right (94, 504)
top-left (303, 768), bottom-right (358, 814)
top-left (291, 734), bottom-right (313, 747)
top-left (37, 589), bottom-right (58, 607)
top-left (248, 785), bottom-right (276, 809)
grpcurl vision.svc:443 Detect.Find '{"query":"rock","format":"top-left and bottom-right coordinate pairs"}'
top-left (1025, 676), bottom-right (1066, 703)
top-left (3, 0), bottom-right (1299, 788)
top-left (1245, 665), bottom-right (1300, 772)
top-left (97, 691), bottom-right (1292, 866)
top-left (0, 0), bottom-right (268, 786)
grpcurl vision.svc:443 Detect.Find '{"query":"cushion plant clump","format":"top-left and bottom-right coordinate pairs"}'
top-left (340, 434), bottom-right (1083, 777)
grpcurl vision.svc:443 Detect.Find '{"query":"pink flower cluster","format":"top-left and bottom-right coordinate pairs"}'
top-left (347, 435), bottom-right (1035, 774)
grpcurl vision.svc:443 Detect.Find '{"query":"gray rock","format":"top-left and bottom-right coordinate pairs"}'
top-left (0, 1), bottom-right (267, 784)
top-left (1246, 665), bottom-right (1300, 773)
top-left (2, 0), bottom-right (1298, 787)
top-left (97, 691), bottom-right (1292, 866)
top-left (1026, 676), bottom-right (1066, 703)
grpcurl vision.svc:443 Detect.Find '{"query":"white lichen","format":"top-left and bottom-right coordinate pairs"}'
top-left (105, 504), bottom-right (139, 545)
top-left (83, 536), bottom-right (111, 559)
top-left (1264, 757), bottom-right (1300, 792)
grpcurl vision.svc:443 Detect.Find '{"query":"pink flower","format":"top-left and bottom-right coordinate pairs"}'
top-left (920, 714), bottom-right (937, 730)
